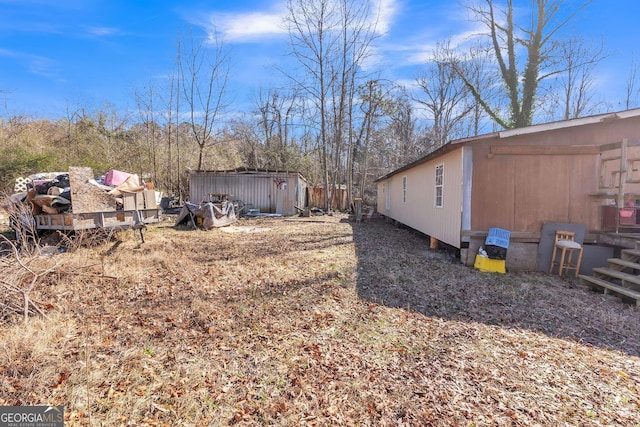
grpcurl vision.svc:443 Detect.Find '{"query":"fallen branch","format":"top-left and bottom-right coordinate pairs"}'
top-left (0, 301), bottom-right (25, 316)
top-left (0, 280), bottom-right (50, 321)
top-left (0, 235), bottom-right (58, 323)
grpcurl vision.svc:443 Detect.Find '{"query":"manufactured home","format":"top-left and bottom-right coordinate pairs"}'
top-left (189, 168), bottom-right (307, 216)
top-left (375, 109), bottom-right (640, 272)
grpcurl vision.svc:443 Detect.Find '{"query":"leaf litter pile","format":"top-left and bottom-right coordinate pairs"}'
top-left (1, 214), bottom-right (639, 426)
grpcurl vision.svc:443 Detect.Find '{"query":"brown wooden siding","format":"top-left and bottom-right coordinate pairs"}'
top-left (470, 115), bottom-right (640, 233)
top-left (471, 141), bottom-right (602, 232)
top-left (378, 112), bottom-right (640, 247)
top-left (307, 186), bottom-right (348, 211)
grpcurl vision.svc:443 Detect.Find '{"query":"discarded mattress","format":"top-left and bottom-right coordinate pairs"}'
top-left (175, 202), bottom-right (237, 229)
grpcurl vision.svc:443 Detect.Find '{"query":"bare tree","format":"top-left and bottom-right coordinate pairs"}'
top-left (178, 28), bottom-right (231, 170)
top-left (133, 83), bottom-right (160, 184)
top-left (331, 0), bottom-right (379, 209)
top-left (350, 79), bottom-right (388, 201)
top-left (285, 0), bottom-right (378, 210)
top-left (458, 0), bottom-right (591, 129)
top-left (157, 71), bottom-right (179, 197)
top-left (172, 40), bottom-right (185, 201)
top-left (363, 86), bottom-right (424, 180)
top-left (254, 88), bottom-right (298, 170)
top-left (542, 37), bottom-right (607, 120)
top-left (94, 104), bottom-right (135, 172)
top-left (456, 45), bottom-right (503, 136)
top-left (388, 88), bottom-right (421, 166)
top-left (285, 0), bottom-right (328, 206)
top-left (625, 53), bottom-right (640, 110)
top-left (229, 115), bottom-right (263, 169)
top-left (415, 41), bottom-right (475, 147)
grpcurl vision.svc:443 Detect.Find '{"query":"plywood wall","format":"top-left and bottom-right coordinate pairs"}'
top-left (473, 151), bottom-right (600, 232)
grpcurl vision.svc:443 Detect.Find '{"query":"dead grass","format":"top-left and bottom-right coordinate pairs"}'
top-left (0, 214), bottom-right (639, 426)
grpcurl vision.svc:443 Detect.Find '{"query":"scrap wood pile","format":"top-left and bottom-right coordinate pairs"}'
top-left (5, 167), bottom-right (156, 218)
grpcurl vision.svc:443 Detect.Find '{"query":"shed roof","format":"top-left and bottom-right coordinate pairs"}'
top-left (190, 167), bottom-right (306, 181)
top-left (375, 108), bottom-right (640, 182)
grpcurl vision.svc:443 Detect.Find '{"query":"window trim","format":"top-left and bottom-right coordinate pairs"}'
top-left (385, 181), bottom-right (391, 211)
top-left (402, 175), bottom-right (407, 204)
top-left (435, 164), bottom-right (444, 208)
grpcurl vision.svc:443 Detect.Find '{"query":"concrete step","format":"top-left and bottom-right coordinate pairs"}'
top-left (579, 275), bottom-right (640, 306)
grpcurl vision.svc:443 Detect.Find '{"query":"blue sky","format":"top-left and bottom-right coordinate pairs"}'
top-left (1, 0), bottom-right (639, 120)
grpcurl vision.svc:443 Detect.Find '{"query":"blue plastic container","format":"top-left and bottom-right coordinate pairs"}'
top-left (485, 228), bottom-right (510, 249)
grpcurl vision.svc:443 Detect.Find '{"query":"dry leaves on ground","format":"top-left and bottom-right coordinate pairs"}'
top-left (0, 214), bottom-right (638, 426)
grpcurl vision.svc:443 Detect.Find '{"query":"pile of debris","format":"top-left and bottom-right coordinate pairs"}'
top-left (12, 171), bottom-right (71, 215)
top-left (3, 167), bottom-right (160, 235)
top-left (9, 167), bottom-right (158, 215)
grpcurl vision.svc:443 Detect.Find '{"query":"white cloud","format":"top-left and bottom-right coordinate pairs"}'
top-left (216, 11), bottom-right (287, 41)
top-left (360, 45), bottom-right (384, 72)
top-left (394, 77), bottom-right (418, 89)
top-left (193, 0), bottom-right (400, 43)
top-left (373, 0), bottom-right (398, 35)
top-left (401, 42), bottom-right (437, 66)
top-left (377, 4), bottom-right (487, 70)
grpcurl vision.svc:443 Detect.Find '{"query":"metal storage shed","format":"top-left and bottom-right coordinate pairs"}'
top-left (188, 168), bottom-right (307, 215)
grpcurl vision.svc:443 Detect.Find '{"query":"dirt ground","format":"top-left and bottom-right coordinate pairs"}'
top-left (1, 213), bottom-right (639, 426)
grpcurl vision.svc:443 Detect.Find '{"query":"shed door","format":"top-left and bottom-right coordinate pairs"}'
top-left (274, 179), bottom-right (294, 214)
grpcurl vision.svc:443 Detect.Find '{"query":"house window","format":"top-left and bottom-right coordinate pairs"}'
top-left (385, 181), bottom-right (391, 210)
top-left (435, 164), bottom-right (444, 207)
top-left (402, 176), bottom-right (407, 204)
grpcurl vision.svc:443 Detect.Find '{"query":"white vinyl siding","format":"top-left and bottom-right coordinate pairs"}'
top-left (375, 149), bottom-right (463, 248)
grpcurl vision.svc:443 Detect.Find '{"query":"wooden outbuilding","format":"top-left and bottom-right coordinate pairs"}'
top-left (375, 108), bottom-right (640, 272)
top-left (307, 185), bottom-right (349, 211)
top-left (189, 168), bottom-right (307, 216)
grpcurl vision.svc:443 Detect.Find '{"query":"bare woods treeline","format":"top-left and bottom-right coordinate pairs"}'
top-left (0, 88), bottom-right (428, 206)
top-left (1, 0), bottom-right (637, 209)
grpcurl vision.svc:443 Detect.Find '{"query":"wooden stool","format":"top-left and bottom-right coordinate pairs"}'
top-left (549, 230), bottom-right (583, 278)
